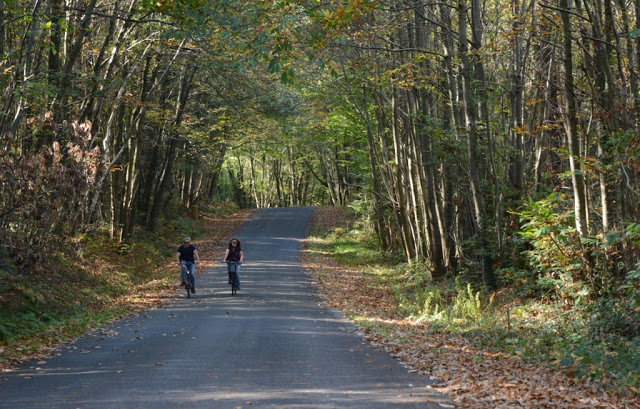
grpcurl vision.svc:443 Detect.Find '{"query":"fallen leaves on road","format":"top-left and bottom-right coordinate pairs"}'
top-left (301, 206), bottom-right (638, 409)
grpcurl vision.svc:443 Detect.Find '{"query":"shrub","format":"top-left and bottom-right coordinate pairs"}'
top-left (0, 117), bottom-right (99, 271)
top-left (514, 194), bottom-right (640, 302)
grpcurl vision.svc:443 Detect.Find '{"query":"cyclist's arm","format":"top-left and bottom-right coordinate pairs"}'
top-left (239, 250), bottom-right (244, 263)
top-left (194, 249), bottom-right (201, 263)
top-left (176, 251), bottom-right (181, 265)
top-left (222, 249), bottom-right (230, 263)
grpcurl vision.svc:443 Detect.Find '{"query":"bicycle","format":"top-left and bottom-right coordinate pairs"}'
top-left (184, 269), bottom-right (195, 298)
top-left (226, 261), bottom-right (240, 296)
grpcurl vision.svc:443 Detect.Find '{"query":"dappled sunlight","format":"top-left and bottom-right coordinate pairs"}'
top-left (170, 384), bottom-right (441, 406)
top-left (5, 382), bottom-right (446, 408)
top-left (355, 315), bottom-right (415, 328)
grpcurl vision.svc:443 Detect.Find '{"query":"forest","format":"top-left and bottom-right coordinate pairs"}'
top-left (1, 0), bottom-right (639, 399)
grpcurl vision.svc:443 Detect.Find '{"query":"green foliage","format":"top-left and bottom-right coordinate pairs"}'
top-left (619, 260), bottom-right (640, 308)
top-left (515, 193), bottom-right (582, 284)
top-left (417, 286), bottom-right (444, 318)
top-left (451, 281), bottom-right (484, 321)
top-left (627, 28), bottom-right (640, 39)
top-left (328, 232), bottom-right (380, 266)
top-left (408, 278), bottom-right (485, 323)
top-left (512, 194), bottom-right (640, 303)
top-left (332, 227), bottom-right (347, 238)
top-left (114, 243), bottom-right (132, 256)
top-left (586, 297), bottom-right (640, 343)
top-left (0, 311), bottom-right (46, 343)
top-left (558, 298), bottom-right (640, 394)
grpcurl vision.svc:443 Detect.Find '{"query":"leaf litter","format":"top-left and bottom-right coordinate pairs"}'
top-left (301, 206), bottom-right (638, 409)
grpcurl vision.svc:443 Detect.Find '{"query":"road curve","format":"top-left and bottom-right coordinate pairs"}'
top-left (0, 207), bottom-right (454, 408)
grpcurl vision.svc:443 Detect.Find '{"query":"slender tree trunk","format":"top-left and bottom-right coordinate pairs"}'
top-left (438, 2), bottom-right (462, 272)
top-left (54, 0), bottom-right (99, 119)
top-left (147, 64), bottom-right (193, 231)
top-left (0, 0), bottom-right (5, 57)
top-left (287, 146), bottom-right (298, 206)
top-left (581, 0), bottom-right (618, 231)
top-left (48, 0), bottom-right (63, 88)
top-left (343, 77), bottom-right (391, 250)
top-left (560, 0), bottom-right (589, 237)
top-left (391, 88), bottom-right (417, 261)
top-left (7, 0), bottom-right (43, 145)
top-left (206, 139), bottom-right (227, 201)
top-left (459, 0), bottom-right (497, 288)
top-left (509, 0), bottom-right (527, 199)
top-left (119, 125), bottom-right (138, 243)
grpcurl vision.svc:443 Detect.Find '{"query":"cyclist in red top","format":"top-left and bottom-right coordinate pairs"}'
top-left (222, 238), bottom-right (243, 289)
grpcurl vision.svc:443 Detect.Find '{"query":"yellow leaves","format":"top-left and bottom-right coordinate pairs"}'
top-left (321, 0), bottom-right (376, 30)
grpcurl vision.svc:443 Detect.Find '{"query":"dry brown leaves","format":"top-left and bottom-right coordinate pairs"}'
top-left (301, 207), bottom-right (639, 409)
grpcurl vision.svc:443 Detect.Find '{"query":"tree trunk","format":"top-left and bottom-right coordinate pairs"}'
top-left (459, 0), bottom-right (497, 288)
top-left (147, 64), bottom-right (193, 231)
top-left (391, 89), bottom-right (417, 261)
top-left (54, 0), bottom-right (99, 119)
top-left (508, 0), bottom-right (528, 200)
top-left (560, 0), bottom-right (589, 237)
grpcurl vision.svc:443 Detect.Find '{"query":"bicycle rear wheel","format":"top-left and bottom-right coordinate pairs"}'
top-left (230, 271), bottom-right (237, 296)
top-left (186, 273), bottom-right (193, 298)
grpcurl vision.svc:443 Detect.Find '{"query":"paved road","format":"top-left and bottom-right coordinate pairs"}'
top-left (0, 207), bottom-right (453, 408)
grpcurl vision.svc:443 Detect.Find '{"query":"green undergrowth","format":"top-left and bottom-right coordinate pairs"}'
top-left (307, 208), bottom-right (640, 398)
top-left (0, 202), bottom-right (237, 366)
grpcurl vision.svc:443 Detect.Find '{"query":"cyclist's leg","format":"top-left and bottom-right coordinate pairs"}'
top-left (188, 261), bottom-right (196, 288)
top-left (234, 263), bottom-right (241, 287)
top-left (180, 261), bottom-right (187, 283)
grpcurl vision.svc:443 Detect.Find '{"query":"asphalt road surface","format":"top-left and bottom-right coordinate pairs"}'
top-left (0, 207), bottom-right (454, 408)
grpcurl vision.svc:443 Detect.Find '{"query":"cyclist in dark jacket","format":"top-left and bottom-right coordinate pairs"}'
top-left (177, 237), bottom-right (200, 293)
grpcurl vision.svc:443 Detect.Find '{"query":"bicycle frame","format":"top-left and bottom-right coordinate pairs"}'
top-left (226, 261), bottom-right (239, 296)
top-left (185, 270), bottom-right (194, 298)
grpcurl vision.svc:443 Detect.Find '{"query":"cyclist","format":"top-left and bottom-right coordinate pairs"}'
top-left (222, 238), bottom-right (243, 290)
top-left (177, 237), bottom-right (200, 294)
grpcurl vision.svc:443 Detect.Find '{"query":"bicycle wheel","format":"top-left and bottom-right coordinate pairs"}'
top-left (186, 273), bottom-right (192, 298)
top-left (230, 271), bottom-right (237, 296)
